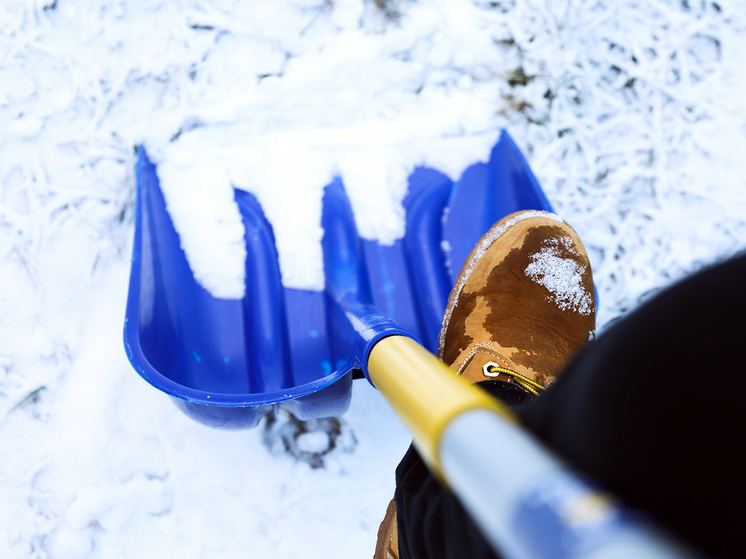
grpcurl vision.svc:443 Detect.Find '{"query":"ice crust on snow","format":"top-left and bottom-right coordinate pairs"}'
top-left (525, 237), bottom-right (593, 315)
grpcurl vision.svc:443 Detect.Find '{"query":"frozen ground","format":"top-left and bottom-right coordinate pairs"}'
top-left (1, 1), bottom-right (745, 557)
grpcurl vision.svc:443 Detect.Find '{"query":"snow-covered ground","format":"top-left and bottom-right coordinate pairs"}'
top-left (1, 1), bottom-right (745, 557)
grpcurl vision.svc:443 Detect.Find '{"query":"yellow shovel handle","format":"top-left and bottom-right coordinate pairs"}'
top-left (367, 335), bottom-right (515, 479)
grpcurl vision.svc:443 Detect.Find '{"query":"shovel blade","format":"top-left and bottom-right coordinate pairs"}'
top-left (123, 131), bottom-right (552, 428)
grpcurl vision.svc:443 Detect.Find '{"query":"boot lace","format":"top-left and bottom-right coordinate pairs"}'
top-left (482, 362), bottom-right (545, 396)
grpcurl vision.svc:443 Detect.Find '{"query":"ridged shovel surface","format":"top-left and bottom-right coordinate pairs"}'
top-left (124, 130), bottom-right (553, 428)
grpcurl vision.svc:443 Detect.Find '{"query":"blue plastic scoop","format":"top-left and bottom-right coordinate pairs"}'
top-left (123, 130), bottom-right (553, 428)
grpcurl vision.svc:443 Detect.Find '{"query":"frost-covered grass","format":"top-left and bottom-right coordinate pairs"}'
top-left (493, 0), bottom-right (746, 324)
top-left (1, 1), bottom-right (745, 557)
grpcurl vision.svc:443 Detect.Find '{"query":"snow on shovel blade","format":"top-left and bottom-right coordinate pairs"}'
top-left (123, 131), bottom-right (553, 429)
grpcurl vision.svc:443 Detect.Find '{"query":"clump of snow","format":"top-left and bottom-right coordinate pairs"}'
top-left (262, 410), bottom-right (357, 469)
top-left (155, 158), bottom-right (247, 298)
top-left (149, 1), bottom-right (510, 294)
top-left (296, 430), bottom-right (332, 454)
top-left (525, 237), bottom-right (593, 315)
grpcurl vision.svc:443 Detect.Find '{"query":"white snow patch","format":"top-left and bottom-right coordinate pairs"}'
top-left (525, 237), bottom-right (593, 315)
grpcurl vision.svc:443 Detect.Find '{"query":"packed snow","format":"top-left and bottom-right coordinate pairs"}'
top-left (1, 1), bottom-right (745, 558)
top-left (150, 1), bottom-right (508, 295)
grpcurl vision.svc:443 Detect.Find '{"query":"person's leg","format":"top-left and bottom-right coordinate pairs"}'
top-left (393, 251), bottom-right (746, 558)
top-left (518, 251), bottom-right (746, 558)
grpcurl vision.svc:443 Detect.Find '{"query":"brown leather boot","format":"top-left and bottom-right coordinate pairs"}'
top-left (374, 210), bottom-right (596, 558)
top-left (373, 499), bottom-right (399, 559)
top-left (439, 209), bottom-right (596, 388)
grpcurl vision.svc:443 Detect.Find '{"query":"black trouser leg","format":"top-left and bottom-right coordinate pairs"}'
top-left (395, 253), bottom-right (746, 559)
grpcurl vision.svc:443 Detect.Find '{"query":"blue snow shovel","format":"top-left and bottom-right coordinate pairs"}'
top-left (124, 130), bottom-right (688, 558)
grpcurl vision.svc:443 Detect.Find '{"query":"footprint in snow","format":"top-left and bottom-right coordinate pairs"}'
top-left (261, 410), bottom-right (357, 469)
